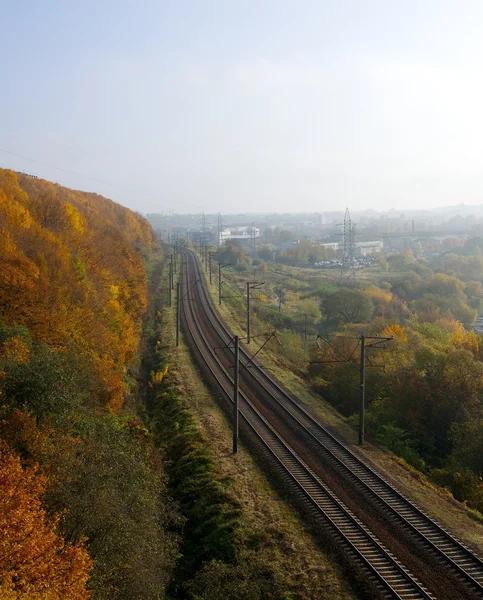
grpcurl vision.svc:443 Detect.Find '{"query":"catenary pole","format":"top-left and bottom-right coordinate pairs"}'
top-left (233, 335), bottom-right (239, 453)
top-left (176, 282), bottom-right (180, 347)
top-left (218, 262), bottom-right (222, 305)
top-left (359, 334), bottom-right (366, 446)
top-left (246, 282), bottom-right (251, 344)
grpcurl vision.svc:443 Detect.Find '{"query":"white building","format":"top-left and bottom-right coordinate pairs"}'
top-left (355, 241), bottom-right (383, 256)
top-left (474, 314), bottom-right (483, 334)
top-left (219, 226), bottom-right (260, 245)
top-left (321, 240), bottom-right (383, 255)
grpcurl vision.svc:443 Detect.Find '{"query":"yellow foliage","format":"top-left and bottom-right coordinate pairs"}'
top-left (0, 228), bottom-right (17, 254)
top-left (451, 325), bottom-right (479, 352)
top-left (285, 291), bottom-right (300, 304)
top-left (64, 202), bottom-right (86, 234)
top-left (366, 286), bottom-right (392, 303)
top-left (450, 322), bottom-right (467, 346)
top-left (109, 284), bottom-right (120, 299)
top-left (0, 338), bottom-right (30, 363)
top-left (0, 192), bottom-right (34, 229)
top-left (150, 364), bottom-right (169, 387)
top-left (383, 323), bottom-right (408, 343)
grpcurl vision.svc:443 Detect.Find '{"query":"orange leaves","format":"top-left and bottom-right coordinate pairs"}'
top-left (0, 168), bottom-right (154, 410)
top-left (0, 443), bottom-right (92, 598)
top-left (383, 323), bottom-right (408, 343)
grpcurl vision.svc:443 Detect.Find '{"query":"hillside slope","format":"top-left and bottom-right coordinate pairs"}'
top-left (0, 169), bottom-right (154, 408)
top-left (0, 171), bottom-right (175, 599)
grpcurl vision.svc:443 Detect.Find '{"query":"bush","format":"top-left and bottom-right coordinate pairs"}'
top-left (153, 386), bottom-right (242, 585)
top-left (373, 424), bottom-right (426, 472)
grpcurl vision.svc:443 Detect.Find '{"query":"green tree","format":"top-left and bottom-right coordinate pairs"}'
top-left (463, 236), bottom-right (483, 256)
top-left (387, 250), bottom-right (414, 271)
top-left (323, 288), bottom-right (374, 328)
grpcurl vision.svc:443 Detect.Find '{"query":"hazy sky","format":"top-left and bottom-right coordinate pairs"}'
top-left (2, 1), bottom-right (483, 214)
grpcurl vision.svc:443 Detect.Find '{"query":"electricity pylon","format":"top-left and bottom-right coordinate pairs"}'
top-left (340, 207), bottom-right (357, 283)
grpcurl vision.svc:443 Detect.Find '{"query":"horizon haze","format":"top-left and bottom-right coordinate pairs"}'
top-left (3, 1), bottom-right (483, 215)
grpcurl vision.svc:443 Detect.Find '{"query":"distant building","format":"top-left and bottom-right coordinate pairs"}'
top-left (355, 241), bottom-right (383, 256)
top-left (320, 240), bottom-right (382, 255)
top-left (474, 314), bottom-right (483, 334)
top-left (220, 226), bottom-right (260, 245)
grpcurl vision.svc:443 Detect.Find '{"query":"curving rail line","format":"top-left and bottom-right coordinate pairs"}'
top-left (179, 247), bottom-right (483, 600)
top-left (183, 247), bottom-right (483, 597)
top-left (179, 248), bottom-right (435, 600)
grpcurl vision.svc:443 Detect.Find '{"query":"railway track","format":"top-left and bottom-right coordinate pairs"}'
top-left (178, 247), bottom-right (483, 599)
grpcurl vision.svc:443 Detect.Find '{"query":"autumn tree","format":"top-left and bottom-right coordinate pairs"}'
top-left (0, 443), bottom-right (91, 599)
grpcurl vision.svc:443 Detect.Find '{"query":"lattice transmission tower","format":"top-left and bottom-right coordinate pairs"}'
top-left (340, 208), bottom-right (357, 283)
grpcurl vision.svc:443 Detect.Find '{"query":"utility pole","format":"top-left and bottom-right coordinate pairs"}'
top-left (168, 263), bottom-right (172, 307)
top-left (219, 263), bottom-right (222, 305)
top-left (233, 335), bottom-right (239, 454)
top-left (214, 332), bottom-right (277, 454)
top-left (202, 212), bottom-right (206, 245)
top-left (313, 334), bottom-right (392, 446)
top-left (304, 314), bottom-right (308, 344)
top-left (176, 282), bottom-right (180, 346)
top-left (209, 252), bottom-right (215, 284)
top-left (359, 334), bottom-right (366, 446)
top-left (246, 280), bottom-right (264, 344)
top-left (218, 262), bottom-right (230, 305)
top-left (246, 282), bottom-right (250, 344)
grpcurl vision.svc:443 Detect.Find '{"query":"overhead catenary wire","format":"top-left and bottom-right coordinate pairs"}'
top-left (312, 338), bottom-right (454, 453)
top-left (0, 147), bottom-right (203, 211)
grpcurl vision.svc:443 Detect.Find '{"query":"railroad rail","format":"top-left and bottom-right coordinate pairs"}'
top-left (180, 247), bottom-right (483, 598)
top-left (190, 250), bottom-right (483, 595)
top-left (179, 248), bottom-right (436, 600)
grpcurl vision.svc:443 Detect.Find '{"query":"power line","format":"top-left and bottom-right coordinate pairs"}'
top-left (0, 148), bottom-right (203, 211)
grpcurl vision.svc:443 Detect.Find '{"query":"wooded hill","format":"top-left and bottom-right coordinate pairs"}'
top-left (0, 169), bottom-right (154, 410)
top-left (0, 170), bottom-right (173, 598)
